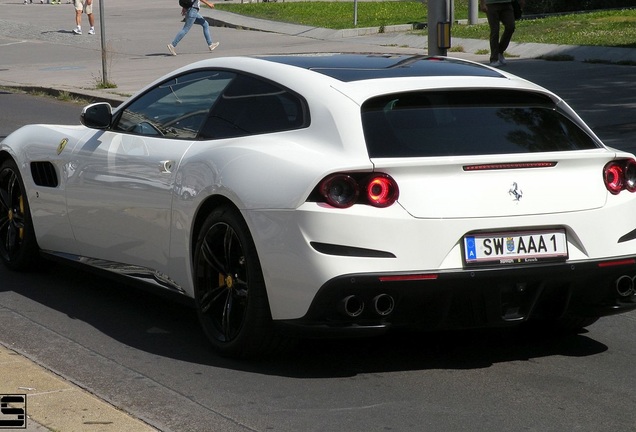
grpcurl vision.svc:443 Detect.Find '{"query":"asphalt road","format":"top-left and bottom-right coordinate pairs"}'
top-left (2, 244), bottom-right (636, 432)
top-left (2, 59), bottom-right (636, 431)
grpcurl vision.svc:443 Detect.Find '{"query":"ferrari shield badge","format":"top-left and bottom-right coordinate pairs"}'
top-left (57, 138), bottom-right (68, 155)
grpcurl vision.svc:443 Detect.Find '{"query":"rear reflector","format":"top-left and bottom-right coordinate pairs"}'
top-left (598, 259), bottom-right (636, 268)
top-left (379, 274), bottom-right (438, 282)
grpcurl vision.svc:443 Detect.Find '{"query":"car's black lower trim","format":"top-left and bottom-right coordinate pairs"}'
top-left (277, 257), bottom-right (636, 336)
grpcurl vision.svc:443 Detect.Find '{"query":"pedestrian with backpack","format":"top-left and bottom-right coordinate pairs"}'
top-left (167, 0), bottom-right (219, 56)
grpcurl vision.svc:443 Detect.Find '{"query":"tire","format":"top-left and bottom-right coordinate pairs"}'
top-left (193, 205), bottom-right (280, 358)
top-left (0, 159), bottom-right (40, 271)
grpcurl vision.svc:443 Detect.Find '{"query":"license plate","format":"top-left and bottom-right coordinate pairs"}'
top-left (464, 229), bottom-right (568, 266)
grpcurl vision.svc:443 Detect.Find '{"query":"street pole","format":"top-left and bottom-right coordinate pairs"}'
top-left (353, 0), bottom-right (358, 26)
top-left (427, 0), bottom-right (450, 56)
top-left (468, 0), bottom-right (478, 24)
top-left (98, 0), bottom-right (108, 86)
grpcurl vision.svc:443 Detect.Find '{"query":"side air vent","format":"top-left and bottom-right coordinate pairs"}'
top-left (30, 162), bottom-right (59, 188)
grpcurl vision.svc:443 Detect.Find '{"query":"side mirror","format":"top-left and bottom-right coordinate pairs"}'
top-left (80, 102), bottom-right (112, 129)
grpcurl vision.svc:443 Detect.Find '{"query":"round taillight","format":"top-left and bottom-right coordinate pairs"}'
top-left (604, 162), bottom-right (624, 195)
top-left (624, 159), bottom-right (636, 192)
top-left (320, 174), bottom-right (359, 208)
top-left (365, 174), bottom-right (399, 207)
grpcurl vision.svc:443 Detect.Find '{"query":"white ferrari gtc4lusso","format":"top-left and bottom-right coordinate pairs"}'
top-left (2, 54), bottom-right (636, 358)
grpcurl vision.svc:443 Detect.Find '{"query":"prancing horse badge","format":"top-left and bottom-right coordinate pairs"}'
top-left (57, 138), bottom-right (69, 155)
top-left (509, 182), bottom-right (523, 201)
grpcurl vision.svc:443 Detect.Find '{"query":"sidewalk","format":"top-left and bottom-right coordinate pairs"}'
top-left (2, 0), bottom-right (635, 105)
top-left (0, 344), bottom-right (157, 431)
top-left (1, 1), bottom-right (635, 431)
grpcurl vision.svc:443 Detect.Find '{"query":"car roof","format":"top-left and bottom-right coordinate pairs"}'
top-left (130, 54), bottom-right (558, 112)
top-left (257, 54), bottom-right (505, 82)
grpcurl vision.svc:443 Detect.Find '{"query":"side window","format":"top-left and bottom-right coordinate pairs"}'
top-left (199, 73), bottom-right (308, 139)
top-left (113, 70), bottom-right (236, 139)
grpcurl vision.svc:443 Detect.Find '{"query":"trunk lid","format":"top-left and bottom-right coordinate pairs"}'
top-left (373, 151), bottom-right (614, 218)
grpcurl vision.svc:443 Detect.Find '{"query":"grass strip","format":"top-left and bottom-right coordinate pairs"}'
top-left (214, 1), bottom-right (636, 48)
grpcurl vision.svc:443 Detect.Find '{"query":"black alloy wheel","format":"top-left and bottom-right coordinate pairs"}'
top-left (193, 205), bottom-right (277, 358)
top-left (0, 159), bottom-right (39, 270)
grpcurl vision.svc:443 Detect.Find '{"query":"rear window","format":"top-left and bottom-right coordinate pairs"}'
top-left (361, 90), bottom-right (599, 158)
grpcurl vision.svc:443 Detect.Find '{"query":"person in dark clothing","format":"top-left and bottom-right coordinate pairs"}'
top-left (480, 0), bottom-right (524, 67)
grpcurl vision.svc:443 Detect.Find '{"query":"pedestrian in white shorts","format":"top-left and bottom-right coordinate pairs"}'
top-left (72, 0), bottom-right (95, 35)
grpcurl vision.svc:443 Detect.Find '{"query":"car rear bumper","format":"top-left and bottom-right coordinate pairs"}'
top-left (276, 256), bottom-right (636, 337)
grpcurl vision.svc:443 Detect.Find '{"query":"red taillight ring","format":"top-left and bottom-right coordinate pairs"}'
top-left (314, 172), bottom-right (399, 208)
top-left (604, 159), bottom-right (636, 195)
top-left (604, 162), bottom-right (624, 195)
top-left (365, 175), bottom-right (399, 207)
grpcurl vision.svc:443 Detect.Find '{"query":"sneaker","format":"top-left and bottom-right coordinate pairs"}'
top-left (73, 27), bottom-right (82, 35)
top-left (208, 42), bottom-right (219, 51)
top-left (88, 27), bottom-right (95, 35)
top-left (167, 44), bottom-right (177, 56)
top-left (489, 60), bottom-right (502, 68)
top-left (498, 53), bottom-right (507, 65)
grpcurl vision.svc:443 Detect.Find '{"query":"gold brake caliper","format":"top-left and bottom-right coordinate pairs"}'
top-left (219, 274), bottom-right (234, 290)
top-left (18, 195), bottom-right (24, 239)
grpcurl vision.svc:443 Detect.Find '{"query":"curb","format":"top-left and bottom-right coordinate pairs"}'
top-left (0, 344), bottom-right (157, 432)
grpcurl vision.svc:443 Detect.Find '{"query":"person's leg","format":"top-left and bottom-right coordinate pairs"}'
top-left (194, 13), bottom-right (213, 46)
top-left (85, 13), bottom-right (95, 34)
top-left (485, 5), bottom-right (501, 63)
top-left (72, 0), bottom-right (83, 33)
top-left (83, 0), bottom-right (95, 34)
top-left (172, 8), bottom-right (197, 46)
top-left (85, 1), bottom-right (94, 28)
top-left (498, 4), bottom-right (516, 54)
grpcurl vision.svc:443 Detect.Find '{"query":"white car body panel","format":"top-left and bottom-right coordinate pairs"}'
top-left (65, 131), bottom-right (194, 271)
top-left (381, 150), bottom-right (614, 218)
top-left (255, 194), bottom-right (636, 319)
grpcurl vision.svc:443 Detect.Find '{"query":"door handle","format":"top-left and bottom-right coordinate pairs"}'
top-left (159, 160), bottom-right (174, 174)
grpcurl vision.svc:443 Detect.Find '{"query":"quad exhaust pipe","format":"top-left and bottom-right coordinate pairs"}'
top-left (339, 295), bottom-right (364, 317)
top-left (615, 275), bottom-right (636, 297)
top-left (373, 294), bottom-right (395, 316)
top-left (339, 276), bottom-right (635, 319)
top-left (339, 294), bottom-right (395, 317)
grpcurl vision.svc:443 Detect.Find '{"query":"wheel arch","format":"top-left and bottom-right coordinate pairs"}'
top-left (191, 195), bottom-right (241, 264)
top-left (190, 195), bottom-right (285, 357)
top-left (0, 156), bottom-right (41, 270)
top-left (0, 150), bottom-right (15, 166)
